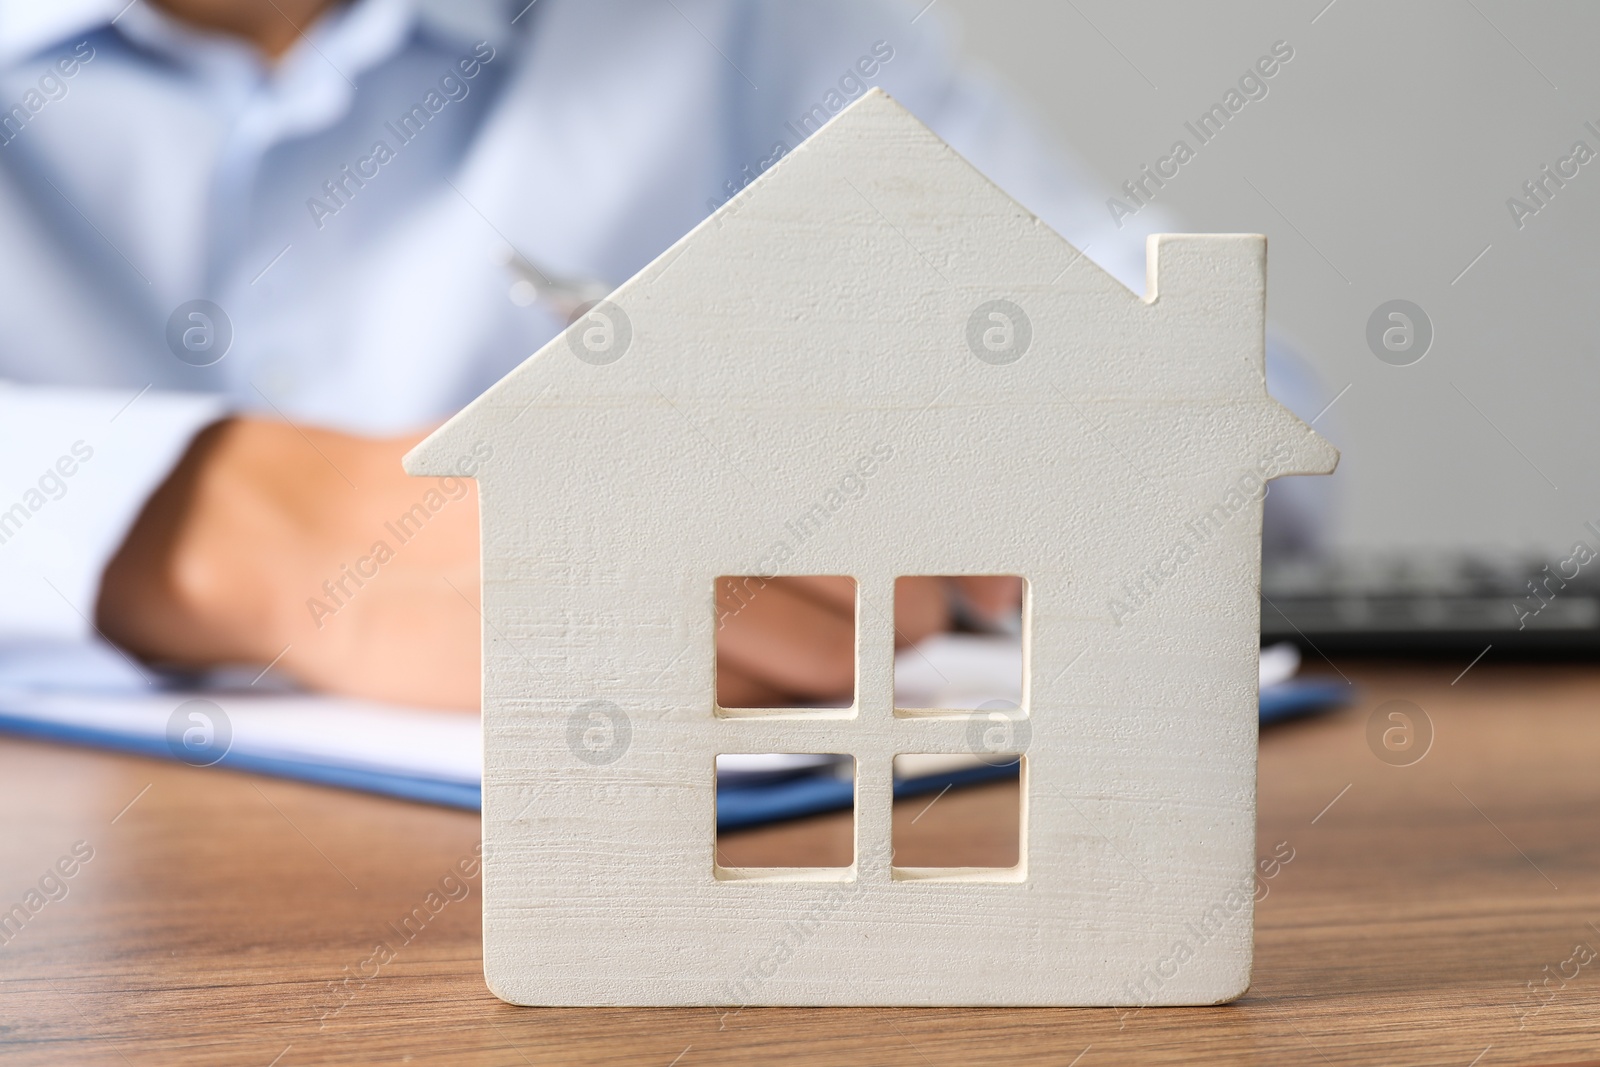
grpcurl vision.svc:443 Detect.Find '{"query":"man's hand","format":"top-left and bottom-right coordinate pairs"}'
top-left (98, 417), bottom-right (1022, 711)
top-left (97, 417), bottom-right (482, 709)
top-left (714, 575), bottom-right (1023, 708)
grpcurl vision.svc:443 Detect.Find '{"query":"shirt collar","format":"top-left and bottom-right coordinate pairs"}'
top-left (0, 0), bottom-right (515, 70)
top-left (413, 0), bottom-right (518, 53)
top-left (0, 0), bottom-right (121, 67)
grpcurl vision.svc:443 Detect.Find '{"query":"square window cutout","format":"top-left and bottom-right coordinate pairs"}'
top-left (715, 576), bottom-right (856, 715)
top-left (714, 754), bottom-right (855, 879)
top-left (892, 754), bottom-right (1023, 877)
top-left (893, 576), bottom-right (1026, 715)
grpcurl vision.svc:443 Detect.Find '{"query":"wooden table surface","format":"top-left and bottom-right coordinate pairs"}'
top-left (3, 662), bottom-right (1600, 1066)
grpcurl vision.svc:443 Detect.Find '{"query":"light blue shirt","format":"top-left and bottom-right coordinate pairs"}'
top-left (0, 0), bottom-right (1320, 656)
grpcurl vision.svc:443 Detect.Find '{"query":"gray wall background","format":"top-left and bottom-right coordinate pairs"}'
top-left (941, 0), bottom-right (1598, 557)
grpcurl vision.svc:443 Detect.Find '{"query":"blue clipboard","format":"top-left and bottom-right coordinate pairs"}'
top-left (0, 679), bottom-right (1351, 825)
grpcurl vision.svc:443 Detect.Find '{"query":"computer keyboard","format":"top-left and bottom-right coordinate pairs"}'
top-left (1260, 554), bottom-right (1600, 657)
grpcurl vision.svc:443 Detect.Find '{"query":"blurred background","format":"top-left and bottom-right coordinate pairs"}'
top-left (2, 0), bottom-right (1592, 816)
top-left (944, 0), bottom-right (1594, 559)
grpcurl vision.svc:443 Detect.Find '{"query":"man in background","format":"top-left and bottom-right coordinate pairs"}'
top-left (0, 0), bottom-right (1325, 709)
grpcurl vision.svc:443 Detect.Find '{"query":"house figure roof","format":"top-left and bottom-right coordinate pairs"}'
top-left (408, 87), bottom-right (1337, 1008)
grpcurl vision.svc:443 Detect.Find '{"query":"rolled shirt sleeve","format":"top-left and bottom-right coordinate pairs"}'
top-left (0, 382), bottom-right (224, 642)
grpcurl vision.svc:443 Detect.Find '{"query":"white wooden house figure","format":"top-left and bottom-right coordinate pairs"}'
top-left (406, 88), bottom-right (1337, 1007)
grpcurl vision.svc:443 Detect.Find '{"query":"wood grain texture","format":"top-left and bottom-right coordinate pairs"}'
top-left (405, 88), bottom-right (1337, 1006)
top-left (3, 663), bottom-right (1600, 1064)
top-left (715, 778), bottom-right (1020, 870)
